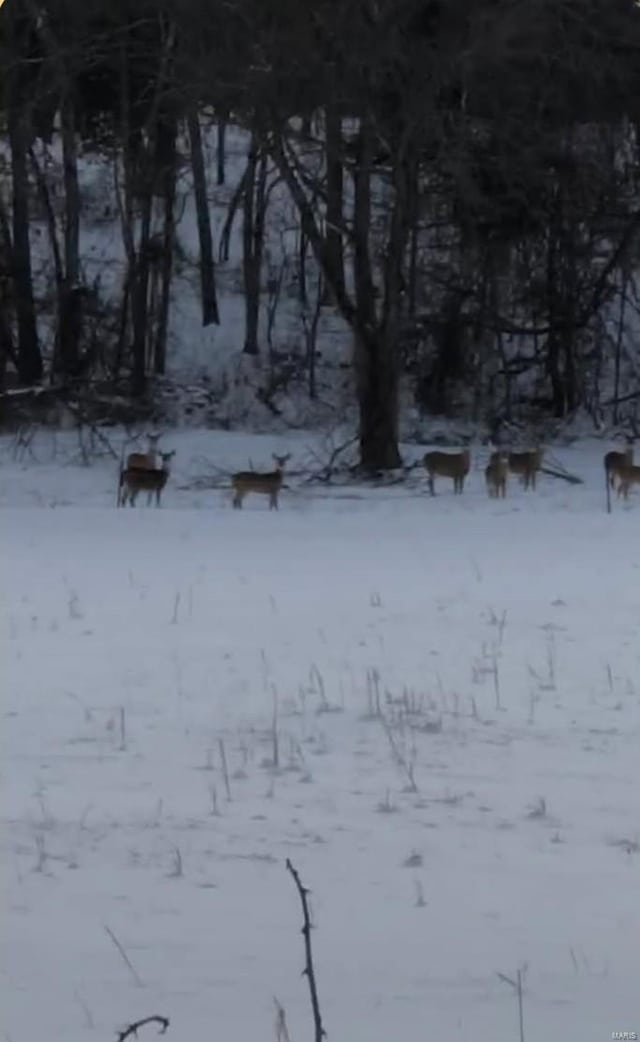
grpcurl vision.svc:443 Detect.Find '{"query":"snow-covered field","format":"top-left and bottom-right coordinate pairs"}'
top-left (2, 430), bottom-right (640, 1042)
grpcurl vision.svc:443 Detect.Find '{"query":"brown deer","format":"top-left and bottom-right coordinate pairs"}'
top-left (508, 448), bottom-right (544, 490)
top-left (118, 450), bottom-right (175, 507)
top-left (604, 439), bottom-right (634, 490)
top-left (231, 453), bottom-right (291, 510)
top-left (616, 460), bottom-right (640, 501)
top-left (423, 447), bottom-right (471, 495)
top-left (126, 432), bottom-right (161, 471)
top-left (486, 452), bottom-right (509, 499)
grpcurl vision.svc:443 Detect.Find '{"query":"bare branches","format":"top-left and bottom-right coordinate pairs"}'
top-left (285, 859), bottom-right (326, 1042)
top-left (116, 1016), bottom-right (170, 1042)
top-left (301, 434), bottom-right (359, 485)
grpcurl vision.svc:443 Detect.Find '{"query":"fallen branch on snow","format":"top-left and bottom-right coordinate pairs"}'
top-left (116, 1015), bottom-right (170, 1041)
top-left (539, 465), bottom-right (583, 485)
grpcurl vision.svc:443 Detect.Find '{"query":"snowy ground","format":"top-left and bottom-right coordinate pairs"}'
top-left (2, 430), bottom-right (640, 1042)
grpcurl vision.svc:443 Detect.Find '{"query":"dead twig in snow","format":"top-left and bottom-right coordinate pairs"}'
top-left (116, 1016), bottom-right (170, 1041)
top-left (103, 924), bottom-right (144, 987)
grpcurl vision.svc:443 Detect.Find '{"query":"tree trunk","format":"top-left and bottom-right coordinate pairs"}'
top-left (57, 93), bottom-right (82, 377)
top-left (322, 105), bottom-right (344, 304)
top-left (352, 121), bottom-right (401, 469)
top-left (298, 227), bottom-right (308, 305)
top-left (187, 109), bottom-right (220, 326)
top-left (243, 144), bottom-right (259, 355)
top-left (7, 82), bottom-right (42, 384)
top-left (547, 333), bottom-right (565, 417)
top-left (113, 266), bottom-right (131, 378)
top-left (242, 138), bottom-right (268, 356)
top-left (0, 269), bottom-right (15, 390)
top-left (217, 117), bottom-right (227, 186)
top-left (406, 157), bottom-right (419, 317)
top-left (154, 115), bottom-right (177, 374)
top-left (355, 328), bottom-right (401, 470)
top-left (128, 136), bottom-right (153, 397)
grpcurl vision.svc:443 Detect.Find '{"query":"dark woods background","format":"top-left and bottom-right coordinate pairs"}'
top-left (1, 0), bottom-right (640, 468)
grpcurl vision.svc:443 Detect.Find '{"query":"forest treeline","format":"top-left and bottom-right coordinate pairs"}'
top-left (1, 0), bottom-right (640, 468)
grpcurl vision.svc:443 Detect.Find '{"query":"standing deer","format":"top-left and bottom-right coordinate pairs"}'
top-left (508, 448), bottom-right (544, 490)
top-left (616, 460), bottom-right (640, 501)
top-left (118, 450), bottom-right (175, 507)
top-left (231, 453), bottom-right (291, 510)
top-left (486, 452), bottom-right (509, 499)
top-left (604, 439), bottom-right (634, 490)
top-left (423, 447), bottom-right (471, 495)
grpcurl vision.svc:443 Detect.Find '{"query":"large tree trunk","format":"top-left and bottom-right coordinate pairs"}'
top-left (187, 109), bottom-right (220, 326)
top-left (352, 121), bottom-right (402, 470)
top-left (355, 328), bottom-right (401, 469)
top-left (7, 70), bottom-right (42, 384)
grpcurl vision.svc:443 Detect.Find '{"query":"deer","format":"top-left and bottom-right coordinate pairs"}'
top-left (231, 453), bottom-right (291, 510)
top-left (507, 447), bottom-right (544, 490)
top-left (485, 452), bottom-right (509, 499)
top-left (604, 438), bottom-right (634, 491)
top-left (125, 432), bottom-right (162, 472)
top-left (615, 460), bottom-right (640, 501)
top-left (118, 450), bottom-right (175, 507)
top-left (423, 447), bottom-right (471, 496)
